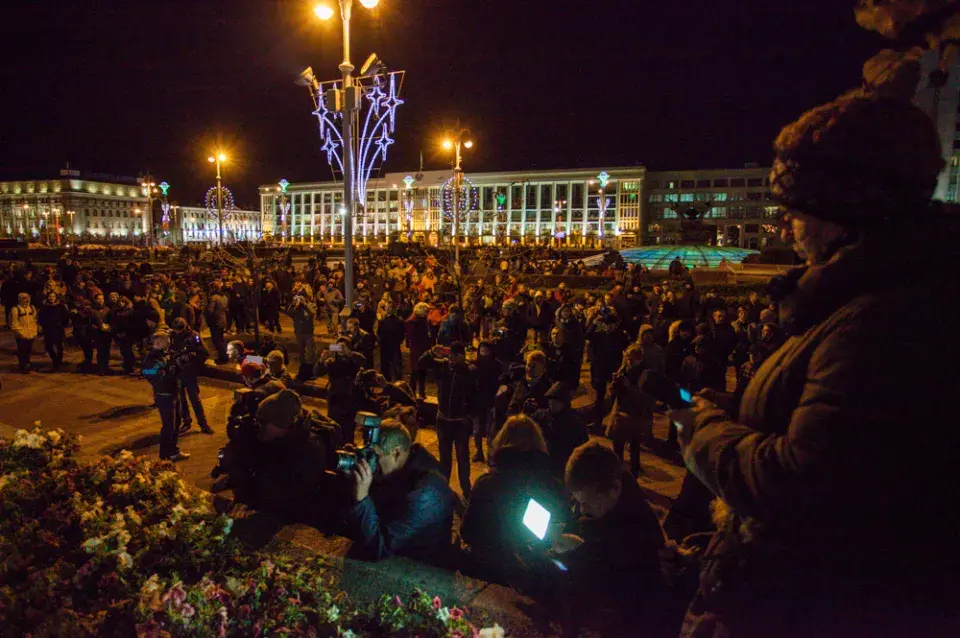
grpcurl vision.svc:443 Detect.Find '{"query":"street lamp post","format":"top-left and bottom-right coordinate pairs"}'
top-left (140, 178), bottom-right (159, 247)
top-left (442, 129), bottom-right (474, 268)
top-left (66, 210), bottom-right (75, 240)
top-left (312, 0), bottom-right (384, 314)
top-left (207, 153), bottom-right (227, 244)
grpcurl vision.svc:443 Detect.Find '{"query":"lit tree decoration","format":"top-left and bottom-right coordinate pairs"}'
top-left (205, 186), bottom-right (237, 219)
top-left (311, 73), bottom-right (405, 217)
top-left (596, 171), bottom-right (612, 238)
top-left (495, 191), bottom-right (507, 240)
top-left (441, 175), bottom-right (479, 225)
top-left (402, 174), bottom-right (416, 236)
top-left (159, 182), bottom-right (171, 225)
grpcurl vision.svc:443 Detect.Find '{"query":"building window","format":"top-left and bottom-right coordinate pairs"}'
top-left (696, 179), bottom-right (711, 188)
top-left (664, 193), bottom-right (679, 202)
top-left (747, 178), bottom-right (763, 187)
top-left (648, 181), bottom-right (660, 188)
top-left (679, 193), bottom-right (694, 202)
top-left (680, 180), bottom-right (695, 188)
top-left (648, 194), bottom-right (663, 202)
top-left (713, 178), bottom-right (729, 187)
top-left (713, 192), bottom-right (728, 201)
top-left (746, 192), bottom-right (762, 201)
top-left (730, 178), bottom-right (745, 187)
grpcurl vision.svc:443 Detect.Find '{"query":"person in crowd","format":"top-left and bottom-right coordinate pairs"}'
top-left (243, 389), bottom-right (341, 524)
top-left (260, 280), bottom-right (282, 333)
top-left (285, 286), bottom-right (317, 382)
top-left (345, 420), bottom-right (454, 564)
top-left (265, 349), bottom-right (293, 386)
top-left (505, 349), bottom-right (552, 418)
top-left (205, 281), bottom-right (229, 363)
top-left (606, 344), bottom-right (656, 476)
top-left (10, 292), bottom-right (39, 373)
top-left (671, 90), bottom-right (960, 637)
top-left (539, 382), bottom-right (589, 480)
top-left (169, 317), bottom-right (213, 435)
top-left (585, 307), bottom-right (629, 432)
top-left (376, 303), bottom-right (405, 382)
top-left (472, 340), bottom-right (501, 462)
top-left (404, 302), bottom-right (432, 398)
top-left (89, 293), bottom-right (113, 375)
top-left (345, 316), bottom-right (376, 369)
top-left (38, 290), bottom-right (69, 371)
top-left (552, 442), bottom-right (669, 633)
top-left (544, 326), bottom-right (581, 388)
top-left (419, 341), bottom-right (477, 498)
top-left (320, 280), bottom-right (344, 335)
top-left (460, 414), bottom-right (569, 586)
top-left (437, 303), bottom-right (471, 347)
top-left (109, 296), bottom-right (138, 374)
top-left (314, 336), bottom-right (366, 444)
top-left (141, 330), bottom-right (189, 462)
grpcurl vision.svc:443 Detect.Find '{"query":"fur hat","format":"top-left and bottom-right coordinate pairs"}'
top-left (256, 389), bottom-right (302, 428)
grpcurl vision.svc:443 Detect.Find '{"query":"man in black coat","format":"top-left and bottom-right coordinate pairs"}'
top-left (377, 304), bottom-right (406, 382)
top-left (585, 309), bottom-right (629, 431)
top-left (314, 336), bottom-right (366, 444)
top-left (419, 341), bottom-right (477, 498)
top-left (346, 421), bottom-right (454, 564)
top-left (170, 317), bottom-right (213, 434)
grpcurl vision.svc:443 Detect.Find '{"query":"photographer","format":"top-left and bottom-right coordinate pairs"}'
top-left (141, 330), bottom-right (189, 462)
top-left (419, 342), bottom-right (477, 498)
top-left (345, 316), bottom-right (376, 370)
top-left (241, 389), bottom-right (343, 524)
top-left (585, 307), bottom-right (629, 432)
top-left (505, 350), bottom-right (552, 419)
top-left (346, 420), bottom-right (454, 564)
top-left (285, 286), bottom-right (318, 382)
top-left (170, 317), bottom-right (213, 435)
top-left (314, 336), bottom-right (366, 444)
top-left (232, 361), bottom-right (286, 419)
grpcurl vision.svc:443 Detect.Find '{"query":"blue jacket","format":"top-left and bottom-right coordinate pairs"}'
top-left (346, 444), bottom-right (453, 563)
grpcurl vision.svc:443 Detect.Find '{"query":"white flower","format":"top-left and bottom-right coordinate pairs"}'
top-left (222, 517), bottom-right (234, 536)
top-left (339, 630), bottom-right (357, 638)
top-left (118, 450), bottom-right (134, 460)
top-left (47, 430), bottom-right (62, 444)
top-left (436, 607), bottom-right (450, 623)
top-left (117, 551), bottom-right (134, 570)
top-left (326, 605), bottom-right (340, 622)
top-left (479, 625), bottom-right (505, 638)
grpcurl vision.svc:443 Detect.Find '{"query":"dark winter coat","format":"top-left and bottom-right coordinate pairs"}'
top-left (347, 443), bottom-right (453, 564)
top-left (404, 315), bottom-right (433, 366)
top-left (38, 301), bottom-right (70, 336)
top-left (419, 354), bottom-right (476, 420)
top-left (585, 322), bottom-right (629, 383)
top-left (681, 220), bottom-right (960, 637)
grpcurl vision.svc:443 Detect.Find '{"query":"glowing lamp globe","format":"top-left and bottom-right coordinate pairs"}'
top-left (359, 0), bottom-right (379, 8)
top-left (314, 4), bottom-right (335, 20)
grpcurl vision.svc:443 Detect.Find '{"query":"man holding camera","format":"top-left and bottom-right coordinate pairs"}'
top-left (142, 329), bottom-right (190, 462)
top-left (315, 336), bottom-right (366, 444)
top-left (346, 420), bottom-right (454, 564)
top-left (238, 388), bottom-right (342, 523)
top-left (285, 286), bottom-right (317, 383)
top-left (170, 317), bottom-right (213, 435)
top-left (419, 342), bottom-right (478, 498)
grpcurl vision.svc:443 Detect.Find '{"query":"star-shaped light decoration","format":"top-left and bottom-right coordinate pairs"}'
top-left (597, 171), bottom-right (611, 189)
top-left (321, 133), bottom-right (340, 163)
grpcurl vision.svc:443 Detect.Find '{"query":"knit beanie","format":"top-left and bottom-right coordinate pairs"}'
top-left (256, 389), bottom-right (302, 428)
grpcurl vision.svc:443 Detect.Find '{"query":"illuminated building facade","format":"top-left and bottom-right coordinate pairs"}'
top-left (0, 168), bottom-right (148, 241)
top-left (259, 167), bottom-right (646, 247)
top-left (643, 165), bottom-right (781, 250)
top-left (177, 205), bottom-right (262, 243)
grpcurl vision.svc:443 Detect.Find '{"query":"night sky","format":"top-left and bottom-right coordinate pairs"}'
top-left (0, 0), bottom-right (880, 209)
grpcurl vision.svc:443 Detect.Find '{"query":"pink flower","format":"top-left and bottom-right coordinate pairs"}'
top-left (162, 583), bottom-right (187, 608)
top-left (452, 633), bottom-right (462, 638)
top-left (450, 607), bottom-right (463, 620)
top-left (394, 595), bottom-right (404, 607)
top-left (181, 603), bottom-right (196, 620)
top-left (433, 596), bottom-right (442, 610)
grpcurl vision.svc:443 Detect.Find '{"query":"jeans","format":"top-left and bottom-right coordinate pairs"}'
top-left (437, 416), bottom-right (472, 498)
top-left (155, 392), bottom-right (182, 459)
top-left (77, 333), bottom-right (94, 364)
top-left (44, 330), bottom-right (64, 366)
top-left (380, 350), bottom-right (402, 381)
top-left (209, 325), bottom-right (227, 362)
top-left (178, 375), bottom-right (209, 429)
top-left (15, 337), bottom-right (34, 370)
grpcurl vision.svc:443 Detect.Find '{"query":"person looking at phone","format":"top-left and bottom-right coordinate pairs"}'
top-left (346, 420), bottom-right (454, 564)
top-left (669, 92), bottom-right (960, 636)
top-left (315, 336), bottom-right (366, 444)
top-left (419, 341), bottom-right (477, 498)
top-left (553, 442), bottom-right (670, 633)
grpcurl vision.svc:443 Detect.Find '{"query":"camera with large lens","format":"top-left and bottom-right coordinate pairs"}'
top-left (335, 411), bottom-right (381, 474)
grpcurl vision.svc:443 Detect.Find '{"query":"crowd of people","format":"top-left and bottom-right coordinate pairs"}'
top-left (4, 89), bottom-right (960, 636)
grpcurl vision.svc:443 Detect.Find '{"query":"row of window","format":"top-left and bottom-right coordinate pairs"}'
top-left (649, 176), bottom-right (769, 189)
top-left (648, 191), bottom-right (772, 203)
